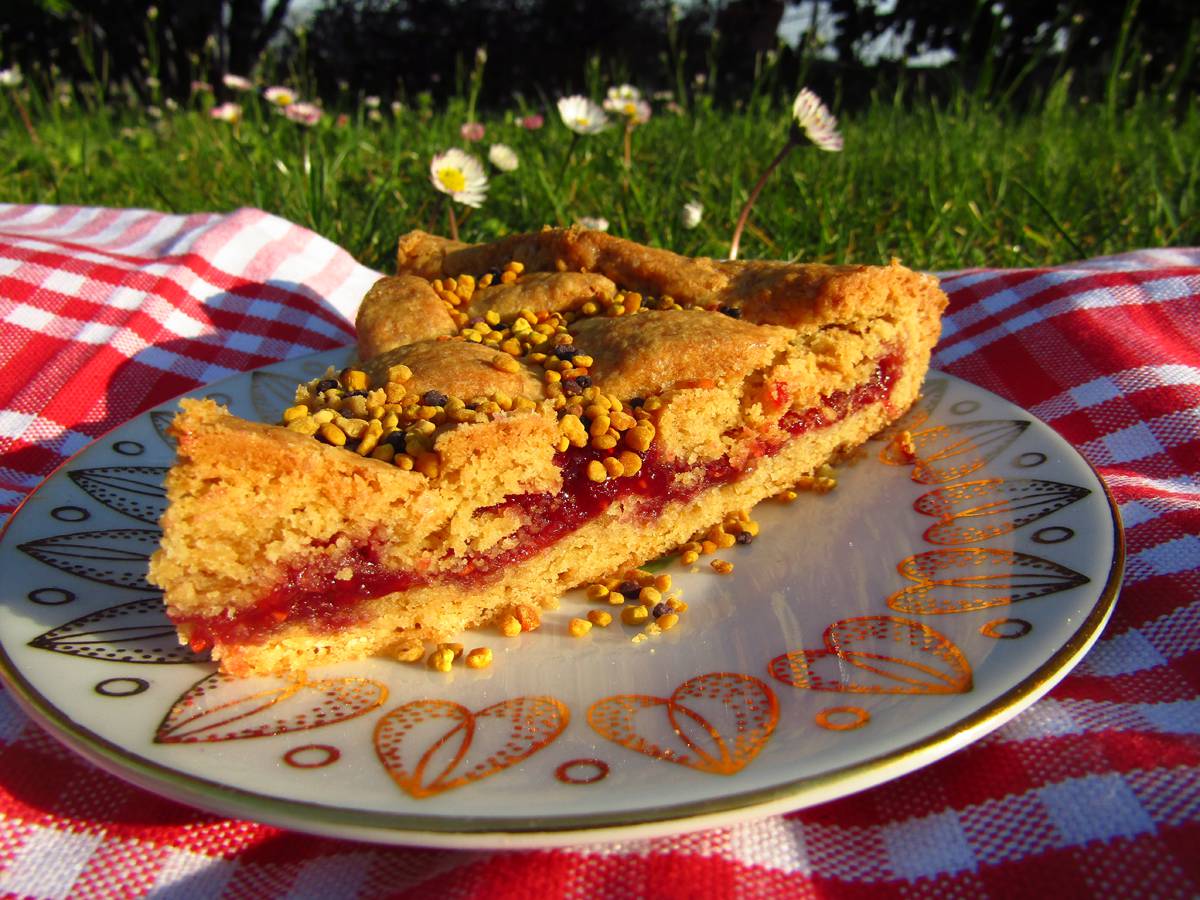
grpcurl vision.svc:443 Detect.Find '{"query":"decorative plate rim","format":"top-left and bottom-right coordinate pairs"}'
top-left (0, 361), bottom-right (1125, 848)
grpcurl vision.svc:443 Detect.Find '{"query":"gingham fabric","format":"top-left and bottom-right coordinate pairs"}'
top-left (0, 205), bottom-right (1197, 898)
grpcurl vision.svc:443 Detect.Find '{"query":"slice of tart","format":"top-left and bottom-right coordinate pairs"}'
top-left (149, 227), bottom-right (947, 677)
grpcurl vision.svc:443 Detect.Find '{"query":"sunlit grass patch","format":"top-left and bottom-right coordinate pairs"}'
top-left (1, 71), bottom-right (1196, 272)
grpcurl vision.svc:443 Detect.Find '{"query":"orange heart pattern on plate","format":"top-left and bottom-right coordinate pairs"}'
top-left (587, 672), bottom-right (778, 775)
top-left (881, 420), bottom-right (1030, 484)
top-left (914, 478), bottom-right (1091, 544)
top-left (374, 696), bottom-right (568, 799)
top-left (887, 549), bottom-right (1091, 615)
top-left (769, 616), bottom-right (972, 695)
top-left (155, 672), bottom-right (387, 743)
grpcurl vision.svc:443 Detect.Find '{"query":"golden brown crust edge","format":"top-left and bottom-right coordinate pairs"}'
top-left (390, 226), bottom-right (946, 342)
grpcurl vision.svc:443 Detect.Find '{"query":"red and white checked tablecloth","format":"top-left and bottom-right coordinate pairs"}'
top-left (0, 204), bottom-right (1196, 897)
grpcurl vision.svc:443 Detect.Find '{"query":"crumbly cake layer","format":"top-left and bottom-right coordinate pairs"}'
top-left (150, 226), bottom-right (947, 676)
top-left (187, 399), bottom-right (894, 675)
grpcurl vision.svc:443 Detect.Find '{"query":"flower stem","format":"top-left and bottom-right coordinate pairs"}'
top-left (531, 162), bottom-right (567, 226)
top-left (623, 120), bottom-right (633, 169)
top-left (728, 134), bottom-right (798, 261)
top-left (447, 202), bottom-right (459, 242)
top-left (12, 93), bottom-right (41, 146)
top-left (557, 132), bottom-right (580, 190)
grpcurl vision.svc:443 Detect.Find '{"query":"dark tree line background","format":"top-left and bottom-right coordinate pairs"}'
top-left (2, 0), bottom-right (1195, 110)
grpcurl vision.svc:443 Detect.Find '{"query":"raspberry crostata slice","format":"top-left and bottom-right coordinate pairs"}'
top-left (149, 227), bottom-right (947, 676)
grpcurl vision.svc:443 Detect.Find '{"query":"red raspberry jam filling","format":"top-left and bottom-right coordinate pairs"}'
top-left (175, 351), bottom-right (902, 652)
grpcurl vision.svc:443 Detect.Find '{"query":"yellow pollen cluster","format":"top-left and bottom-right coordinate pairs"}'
top-left (559, 391), bottom-right (657, 481)
top-left (495, 603), bottom-right (542, 638)
top-left (460, 308), bottom-right (564, 351)
top-left (774, 465), bottom-right (838, 501)
top-left (282, 365), bottom-right (537, 476)
top-left (430, 261), bottom-right (522, 329)
top-left (422, 642), bottom-right (494, 672)
top-left (281, 255), bottom-right (714, 477)
top-left (582, 567), bottom-right (685, 639)
top-left (677, 510), bottom-right (759, 565)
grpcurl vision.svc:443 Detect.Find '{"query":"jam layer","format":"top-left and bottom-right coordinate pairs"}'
top-left (176, 352), bottom-right (902, 652)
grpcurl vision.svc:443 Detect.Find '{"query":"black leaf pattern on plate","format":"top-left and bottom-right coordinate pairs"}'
top-left (150, 411), bottom-right (177, 449)
top-left (29, 596), bottom-right (205, 664)
top-left (251, 371), bottom-right (298, 423)
top-left (18, 529), bottom-right (160, 591)
top-left (68, 467), bottom-right (169, 524)
top-left (914, 478), bottom-right (1092, 544)
top-left (887, 549), bottom-right (1092, 615)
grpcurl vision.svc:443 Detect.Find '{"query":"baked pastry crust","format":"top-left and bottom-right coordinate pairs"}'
top-left (150, 227), bottom-right (947, 676)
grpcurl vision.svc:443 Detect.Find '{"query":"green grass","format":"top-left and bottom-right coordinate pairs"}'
top-left (2, 81), bottom-right (1197, 272)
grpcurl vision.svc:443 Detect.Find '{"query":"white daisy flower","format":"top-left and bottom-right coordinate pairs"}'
top-left (557, 95), bottom-right (610, 135)
top-left (0, 66), bottom-right (22, 88)
top-left (284, 102), bottom-right (322, 126)
top-left (430, 148), bottom-right (488, 208)
top-left (210, 102), bottom-right (242, 124)
top-left (680, 201), bottom-right (703, 230)
top-left (488, 143), bottom-right (519, 172)
top-left (791, 88), bottom-right (842, 152)
top-left (604, 84), bottom-right (641, 105)
top-left (575, 216), bottom-right (609, 232)
top-left (222, 74), bottom-right (253, 92)
top-left (264, 86), bottom-right (297, 107)
top-left (605, 89), bottom-right (652, 124)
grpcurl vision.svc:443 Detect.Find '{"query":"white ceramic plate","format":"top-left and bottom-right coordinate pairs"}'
top-left (0, 352), bottom-right (1122, 849)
